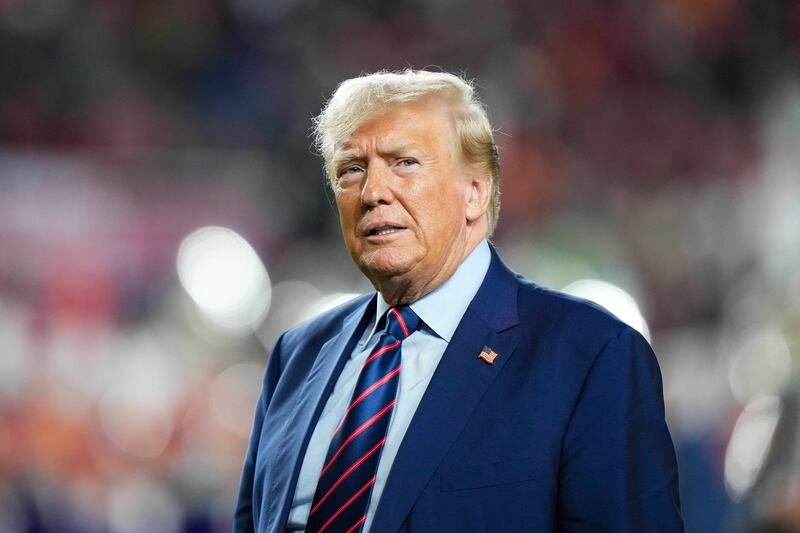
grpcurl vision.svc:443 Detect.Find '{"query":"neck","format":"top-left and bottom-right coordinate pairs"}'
top-left (372, 233), bottom-right (484, 307)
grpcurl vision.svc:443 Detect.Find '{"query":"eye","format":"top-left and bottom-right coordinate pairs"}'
top-left (339, 165), bottom-right (364, 178)
top-left (398, 159), bottom-right (418, 167)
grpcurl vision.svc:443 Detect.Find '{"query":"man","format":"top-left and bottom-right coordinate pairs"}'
top-left (235, 69), bottom-right (683, 532)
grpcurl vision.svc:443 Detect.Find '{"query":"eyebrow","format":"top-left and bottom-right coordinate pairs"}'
top-left (333, 143), bottom-right (426, 167)
top-left (332, 150), bottom-right (364, 167)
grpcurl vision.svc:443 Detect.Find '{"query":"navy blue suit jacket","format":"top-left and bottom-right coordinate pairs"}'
top-left (234, 248), bottom-right (683, 532)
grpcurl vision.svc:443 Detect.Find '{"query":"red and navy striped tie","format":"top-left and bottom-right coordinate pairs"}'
top-left (306, 306), bottom-right (421, 533)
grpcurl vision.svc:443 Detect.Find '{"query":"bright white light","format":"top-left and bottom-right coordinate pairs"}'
top-left (562, 279), bottom-right (650, 341)
top-left (724, 395), bottom-right (782, 500)
top-left (301, 292), bottom-right (361, 322)
top-left (177, 226), bottom-right (271, 333)
top-left (728, 327), bottom-right (792, 406)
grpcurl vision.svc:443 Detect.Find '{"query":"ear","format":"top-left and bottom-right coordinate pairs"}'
top-left (465, 172), bottom-right (492, 223)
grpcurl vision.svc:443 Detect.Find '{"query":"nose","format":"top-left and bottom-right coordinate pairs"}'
top-left (360, 161), bottom-right (394, 208)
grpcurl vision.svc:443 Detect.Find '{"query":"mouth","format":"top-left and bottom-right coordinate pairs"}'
top-left (368, 225), bottom-right (404, 236)
top-left (363, 223), bottom-right (407, 240)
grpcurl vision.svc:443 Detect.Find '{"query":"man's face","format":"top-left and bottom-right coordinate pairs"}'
top-left (332, 98), bottom-right (475, 295)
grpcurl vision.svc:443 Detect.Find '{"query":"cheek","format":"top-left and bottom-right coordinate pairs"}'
top-left (413, 204), bottom-right (461, 250)
top-left (428, 183), bottom-right (467, 225)
top-left (335, 193), bottom-right (358, 228)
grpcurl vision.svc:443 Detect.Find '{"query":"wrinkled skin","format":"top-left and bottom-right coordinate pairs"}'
top-left (332, 97), bottom-right (492, 305)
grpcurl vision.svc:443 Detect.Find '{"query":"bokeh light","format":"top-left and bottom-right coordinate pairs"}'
top-left (97, 347), bottom-right (181, 459)
top-left (208, 363), bottom-right (265, 438)
top-left (727, 327), bottom-right (792, 407)
top-left (724, 395), bottom-right (782, 501)
top-left (562, 279), bottom-right (650, 341)
top-left (177, 226), bottom-right (271, 334)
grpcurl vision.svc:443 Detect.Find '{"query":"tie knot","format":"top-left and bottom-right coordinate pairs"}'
top-left (385, 306), bottom-right (421, 340)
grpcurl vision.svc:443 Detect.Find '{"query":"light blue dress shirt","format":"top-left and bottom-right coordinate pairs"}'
top-left (286, 240), bottom-right (491, 532)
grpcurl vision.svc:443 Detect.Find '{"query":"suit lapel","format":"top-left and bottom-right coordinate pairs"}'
top-left (266, 295), bottom-right (375, 533)
top-left (371, 248), bottom-right (522, 533)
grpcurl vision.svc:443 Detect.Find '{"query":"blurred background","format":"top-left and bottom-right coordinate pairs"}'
top-left (1, 0), bottom-right (799, 531)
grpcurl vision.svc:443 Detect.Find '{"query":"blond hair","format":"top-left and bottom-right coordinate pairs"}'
top-left (313, 69), bottom-right (501, 234)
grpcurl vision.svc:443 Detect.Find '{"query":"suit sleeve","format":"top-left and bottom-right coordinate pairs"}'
top-left (233, 334), bottom-right (285, 533)
top-left (557, 327), bottom-right (683, 533)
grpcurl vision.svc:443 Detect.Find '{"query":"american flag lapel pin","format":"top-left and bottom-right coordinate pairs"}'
top-left (478, 345), bottom-right (498, 365)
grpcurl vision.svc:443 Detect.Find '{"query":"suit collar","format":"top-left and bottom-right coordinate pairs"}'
top-left (469, 243), bottom-right (520, 332)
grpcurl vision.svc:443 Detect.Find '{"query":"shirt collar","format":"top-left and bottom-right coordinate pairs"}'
top-left (372, 239), bottom-right (491, 342)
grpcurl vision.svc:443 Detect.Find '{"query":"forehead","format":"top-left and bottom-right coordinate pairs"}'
top-left (335, 99), bottom-right (456, 156)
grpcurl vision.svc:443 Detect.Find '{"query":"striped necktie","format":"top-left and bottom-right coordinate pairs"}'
top-left (306, 306), bottom-right (421, 533)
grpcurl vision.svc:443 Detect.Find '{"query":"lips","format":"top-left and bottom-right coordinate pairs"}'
top-left (369, 226), bottom-right (403, 236)
top-left (362, 221), bottom-right (407, 237)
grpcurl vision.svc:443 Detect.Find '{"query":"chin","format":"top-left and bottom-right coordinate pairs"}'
top-left (357, 249), bottom-right (416, 280)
